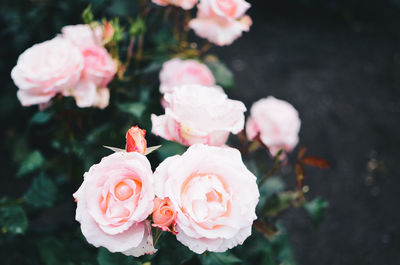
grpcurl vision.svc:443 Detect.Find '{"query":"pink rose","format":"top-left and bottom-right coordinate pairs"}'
top-left (152, 0), bottom-right (198, 10)
top-left (152, 197), bottom-right (177, 234)
top-left (189, 0), bottom-right (252, 46)
top-left (151, 85), bottom-right (246, 146)
top-left (153, 144), bottom-right (259, 253)
top-left (61, 24), bottom-right (103, 49)
top-left (73, 152), bottom-right (156, 256)
top-left (61, 25), bottom-right (117, 109)
top-left (126, 126), bottom-right (147, 154)
top-left (159, 58), bottom-right (215, 94)
top-left (11, 38), bottom-right (84, 106)
top-left (246, 96), bottom-right (301, 156)
top-left (198, 0), bottom-right (250, 19)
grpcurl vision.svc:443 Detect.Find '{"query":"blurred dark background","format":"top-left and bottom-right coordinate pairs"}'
top-left (1, 0), bottom-right (400, 265)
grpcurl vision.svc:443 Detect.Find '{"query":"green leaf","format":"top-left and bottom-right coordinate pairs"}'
top-left (0, 205), bottom-right (28, 235)
top-left (24, 174), bottom-right (57, 208)
top-left (157, 141), bottom-right (187, 160)
top-left (200, 252), bottom-right (241, 265)
top-left (205, 61), bottom-right (234, 89)
top-left (30, 111), bottom-right (52, 124)
top-left (303, 197), bottom-right (329, 227)
top-left (82, 4), bottom-right (94, 24)
top-left (153, 232), bottom-right (194, 265)
top-left (37, 237), bottom-right (71, 265)
top-left (117, 102), bottom-right (146, 119)
top-left (97, 247), bottom-right (140, 265)
top-left (129, 17), bottom-right (146, 36)
top-left (17, 150), bottom-right (45, 177)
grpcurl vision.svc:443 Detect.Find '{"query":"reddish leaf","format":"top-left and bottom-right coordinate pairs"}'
top-left (298, 146), bottom-right (307, 159)
top-left (296, 162), bottom-right (305, 190)
top-left (302, 156), bottom-right (330, 169)
top-left (253, 219), bottom-right (279, 239)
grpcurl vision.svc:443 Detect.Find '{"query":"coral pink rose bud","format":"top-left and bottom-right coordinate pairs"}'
top-left (152, 197), bottom-right (177, 234)
top-left (73, 152), bottom-right (156, 256)
top-left (151, 85), bottom-right (246, 146)
top-left (152, 0), bottom-right (198, 10)
top-left (126, 126), bottom-right (147, 154)
top-left (61, 24), bottom-right (103, 48)
top-left (159, 58), bottom-right (215, 94)
top-left (11, 38), bottom-right (84, 106)
top-left (246, 96), bottom-right (301, 156)
top-left (102, 21), bottom-right (115, 43)
top-left (153, 144), bottom-right (259, 253)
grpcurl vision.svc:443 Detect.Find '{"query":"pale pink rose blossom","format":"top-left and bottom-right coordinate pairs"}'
top-left (199, 0), bottom-right (250, 19)
top-left (189, 0), bottom-right (252, 46)
top-left (246, 96), bottom-right (301, 156)
top-left (153, 144), bottom-right (259, 253)
top-left (151, 85), bottom-right (246, 146)
top-left (94, 87), bottom-right (110, 109)
top-left (152, 0), bottom-right (198, 10)
top-left (73, 152), bottom-right (156, 256)
top-left (11, 38), bottom-right (84, 106)
top-left (159, 58), bottom-right (215, 94)
top-left (72, 82), bottom-right (110, 109)
top-left (61, 24), bottom-right (103, 48)
top-left (61, 25), bottom-right (117, 109)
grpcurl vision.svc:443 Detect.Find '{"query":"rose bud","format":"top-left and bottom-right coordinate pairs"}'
top-left (126, 126), bottom-right (147, 154)
top-left (152, 197), bottom-right (177, 234)
top-left (103, 21), bottom-right (114, 44)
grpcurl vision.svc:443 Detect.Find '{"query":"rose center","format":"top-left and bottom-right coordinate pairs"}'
top-left (216, 0), bottom-right (237, 17)
top-left (114, 182), bottom-right (133, 201)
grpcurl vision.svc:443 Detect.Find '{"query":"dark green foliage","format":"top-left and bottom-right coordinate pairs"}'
top-left (17, 151), bottom-right (45, 177)
top-left (200, 252), bottom-right (241, 265)
top-left (24, 174), bottom-right (57, 208)
top-left (205, 60), bottom-right (234, 90)
top-left (0, 205), bottom-right (28, 235)
top-left (304, 197), bottom-right (329, 227)
top-left (97, 248), bottom-right (141, 265)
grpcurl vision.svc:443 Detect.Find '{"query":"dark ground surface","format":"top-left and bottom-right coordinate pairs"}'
top-left (216, 4), bottom-right (400, 265)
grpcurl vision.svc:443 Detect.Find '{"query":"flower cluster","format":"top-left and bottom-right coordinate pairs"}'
top-left (152, 0), bottom-right (252, 46)
top-left (10, 1), bottom-right (310, 261)
top-left (74, 126), bottom-right (259, 256)
top-left (11, 24), bottom-right (116, 108)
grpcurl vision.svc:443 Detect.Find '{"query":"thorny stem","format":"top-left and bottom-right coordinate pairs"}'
top-left (258, 149), bottom-right (283, 186)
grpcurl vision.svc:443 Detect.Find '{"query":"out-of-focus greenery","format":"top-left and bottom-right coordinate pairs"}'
top-left (0, 0), bottom-right (340, 264)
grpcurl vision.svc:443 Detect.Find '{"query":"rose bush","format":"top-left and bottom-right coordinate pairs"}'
top-left (4, 2), bottom-right (330, 265)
